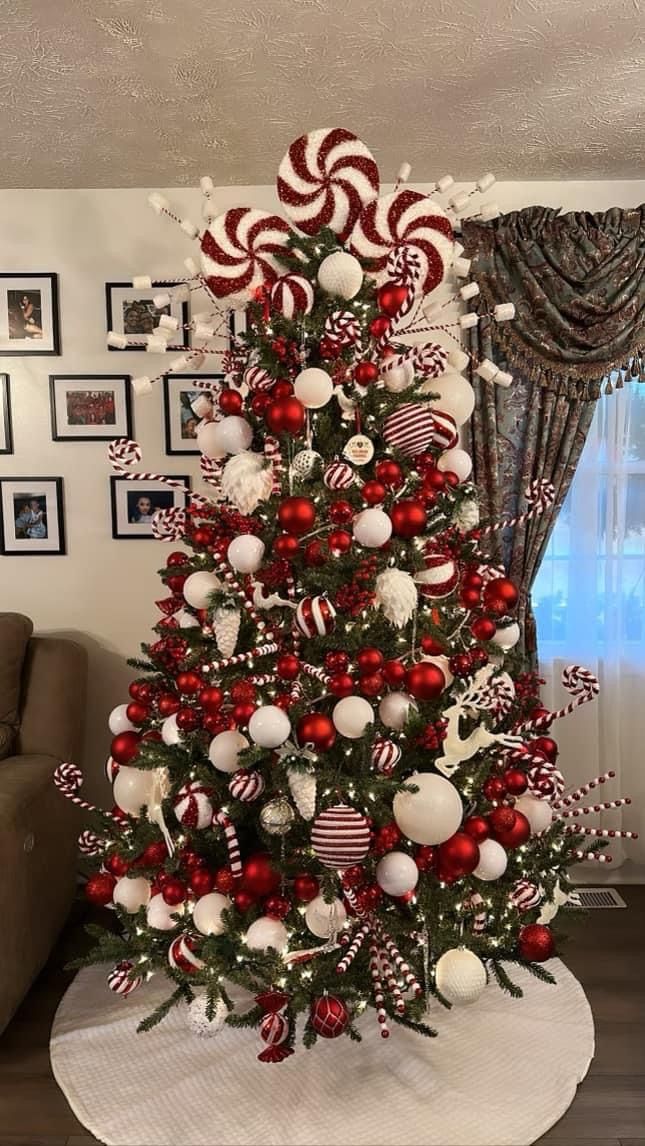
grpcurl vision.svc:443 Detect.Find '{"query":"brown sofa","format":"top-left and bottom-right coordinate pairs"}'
top-left (0, 613), bottom-right (87, 1033)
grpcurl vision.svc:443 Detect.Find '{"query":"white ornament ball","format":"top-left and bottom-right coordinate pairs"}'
top-left (381, 361), bottom-right (415, 393)
top-left (112, 765), bottom-right (154, 816)
top-left (294, 367), bottom-right (334, 409)
top-left (393, 772), bottom-right (463, 845)
top-left (248, 705), bottom-right (291, 749)
top-left (196, 420), bottom-right (228, 460)
top-left (435, 948), bottom-right (487, 1006)
top-left (209, 416), bottom-right (253, 456)
top-left (305, 894), bottom-right (347, 939)
top-left (491, 622), bottom-right (521, 650)
top-left (183, 570), bottom-right (220, 610)
top-left (187, 993), bottom-right (228, 1038)
top-left (161, 714), bottom-right (182, 746)
top-left (474, 838), bottom-right (508, 881)
top-left (245, 915), bottom-right (288, 953)
top-left (317, 251), bottom-right (363, 300)
top-left (353, 507), bottom-right (392, 548)
top-left (376, 851), bottom-right (419, 896)
top-left (515, 794), bottom-right (553, 835)
top-left (113, 876), bottom-right (151, 913)
top-left (226, 534), bottom-right (265, 574)
top-left (426, 372), bottom-right (475, 426)
top-left (208, 729), bottom-right (248, 773)
top-left (177, 609), bottom-right (200, 629)
top-left (379, 691), bottom-right (417, 731)
top-left (437, 447), bottom-right (473, 481)
top-left (147, 893), bottom-right (183, 931)
top-left (108, 704), bottom-right (135, 735)
top-left (192, 892), bottom-right (231, 936)
top-left (332, 696), bottom-right (375, 739)
top-left (291, 449), bottom-right (322, 478)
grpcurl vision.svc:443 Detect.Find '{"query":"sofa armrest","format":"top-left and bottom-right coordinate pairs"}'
top-left (17, 637), bottom-right (88, 763)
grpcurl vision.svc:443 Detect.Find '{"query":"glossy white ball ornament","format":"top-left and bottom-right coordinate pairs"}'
top-left (317, 251), bottom-right (363, 300)
top-left (226, 534), bottom-right (265, 574)
top-left (474, 838), bottom-right (508, 880)
top-left (376, 851), bottom-right (419, 896)
top-left (305, 894), bottom-right (347, 939)
top-left (196, 420), bottom-right (228, 460)
top-left (209, 416), bottom-right (253, 456)
top-left (113, 876), bottom-right (151, 913)
top-left (192, 892), bottom-right (231, 936)
top-left (108, 704), bottom-right (135, 735)
top-left (491, 622), bottom-right (521, 650)
top-left (183, 570), bottom-right (220, 610)
top-left (161, 714), bottom-right (182, 746)
top-left (353, 507), bottom-right (392, 548)
top-left (112, 765), bottom-right (154, 816)
top-left (294, 367), bottom-right (334, 409)
top-left (515, 794), bottom-right (553, 835)
top-left (146, 893), bottom-right (183, 931)
top-left (426, 372), bottom-right (475, 426)
top-left (248, 705), bottom-right (291, 749)
top-left (332, 696), bottom-right (375, 739)
top-left (437, 447), bottom-right (473, 481)
top-left (393, 772), bottom-right (463, 845)
top-left (208, 729), bottom-right (248, 773)
top-left (436, 948), bottom-right (487, 1005)
top-left (245, 915), bottom-right (288, 953)
top-left (378, 691), bottom-right (417, 731)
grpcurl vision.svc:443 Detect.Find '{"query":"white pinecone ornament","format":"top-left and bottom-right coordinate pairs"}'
top-left (287, 766), bottom-right (317, 820)
top-left (213, 606), bottom-right (241, 658)
top-left (221, 451), bottom-right (273, 515)
top-left (375, 567), bottom-right (418, 628)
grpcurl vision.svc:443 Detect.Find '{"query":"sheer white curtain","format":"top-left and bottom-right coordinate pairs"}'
top-left (533, 380), bottom-right (645, 866)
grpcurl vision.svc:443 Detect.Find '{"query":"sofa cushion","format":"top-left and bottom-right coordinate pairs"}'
top-left (0, 613), bottom-right (33, 759)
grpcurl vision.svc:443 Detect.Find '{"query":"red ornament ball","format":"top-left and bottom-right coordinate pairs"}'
top-left (354, 361), bottom-right (379, 386)
top-left (377, 282), bottom-right (410, 318)
top-left (219, 388), bottom-right (243, 415)
top-left (461, 586), bottom-right (482, 609)
top-left (125, 701), bottom-right (149, 726)
top-left (470, 616), bottom-right (497, 641)
top-left (328, 672), bottom-right (355, 698)
top-left (483, 577), bottom-right (519, 615)
top-left (463, 815), bottom-right (490, 843)
top-left (189, 868), bottom-right (215, 896)
top-left (166, 551), bottom-right (187, 567)
top-left (390, 499), bottom-right (427, 539)
top-left (356, 647), bottom-right (384, 673)
top-left (161, 877), bottom-right (187, 906)
top-left (518, 923), bottom-right (555, 962)
top-left (405, 661), bottom-right (445, 700)
top-left (165, 574), bottom-right (186, 594)
top-left (383, 658), bottom-right (406, 686)
top-left (488, 806), bottom-right (516, 835)
top-left (529, 736), bottom-right (559, 762)
top-left (420, 635), bottom-right (445, 656)
top-left (140, 840), bottom-right (168, 866)
top-left (265, 396), bottom-right (305, 435)
top-left (423, 469), bottom-right (446, 491)
top-left (504, 768), bottom-right (528, 795)
top-left (272, 379), bottom-right (294, 399)
top-left (242, 853), bottom-right (280, 897)
top-left (85, 873), bottom-right (116, 906)
top-left (265, 894), bottom-right (291, 920)
top-left (176, 707), bottom-right (200, 731)
top-left (296, 713), bottom-right (337, 752)
top-left (375, 459), bottom-right (403, 489)
top-left (492, 809), bottom-right (531, 849)
top-left (157, 692), bottom-right (180, 717)
top-left (483, 776), bottom-right (507, 801)
top-left (438, 832), bottom-right (480, 878)
top-left (359, 671), bottom-right (384, 698)
top-left (341, 864), bottom-right (366, 889)
top-left (310, 995), bottom-right (350, 1038)
top-left (198, 686), bottom-right (223, 714)
top-left (232, 702), bottom-right (255, 728)
top-left (369, 315), bottom-right (391, 340)
top-left (329, 499), bottom-right (354, 525)
top-left (110, 731), bottom-right (140, 766)
top-left (293, 873), bottom-right (319, 902)
top-left (233, 889), bottom-right (257, 913)
top-left (362, 480), bottom-right (387, 506)
top-left (414, 845), bottom-right (437, 871)
top-left (325, 650), bottom-right (350, 673)
top-left (214, 867), bottom-right (235, 894)
top-left (251, 392), bottom-right (271, 416)
top-left (278, 496), bottom-right (316, 536)
top-left (104, 853), bottom-right (130, 877)
top-left (276, 654), bottom-right (301, 681)
top-left (328, 529), bottom-right (352, 555)
top-left (175, 671), bottom-right (202, 695)
top-left (274, 533), bottom-right (300, 559)
top-left (304, 539), bottom-right (327, 567)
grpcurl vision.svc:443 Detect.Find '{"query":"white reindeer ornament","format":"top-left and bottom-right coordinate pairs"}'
top-left (435, 665), bottom-right (523, 777)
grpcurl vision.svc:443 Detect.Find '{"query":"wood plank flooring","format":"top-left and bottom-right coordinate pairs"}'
top-left (0, 888), bottom-right (643, 1145)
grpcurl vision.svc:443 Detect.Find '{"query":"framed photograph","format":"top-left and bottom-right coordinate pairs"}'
top-left (0, 477), bottom-right (65, 555)
top-left (0, 274), bottom-right (60, 355)
top-left (162, 374), bottom-right (224, 454)
top-left (0, 375), bottom-right (12, 454)
top-left (106, 282), bottom-right (188, 352)
top-left (110, 476), bottom-right (191, 540)
top-left (49, 374), bottom-right (132, 441)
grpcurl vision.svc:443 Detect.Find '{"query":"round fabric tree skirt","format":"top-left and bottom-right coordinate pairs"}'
top-left (51, 959), bottom-right (593, 1146)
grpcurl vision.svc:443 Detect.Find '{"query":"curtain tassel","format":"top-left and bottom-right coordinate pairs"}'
top-left (604, 376), bottom-right (614, 395)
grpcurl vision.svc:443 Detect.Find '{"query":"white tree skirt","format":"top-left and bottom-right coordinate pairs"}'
top-left (51, 959), bottom-right (593, 1146)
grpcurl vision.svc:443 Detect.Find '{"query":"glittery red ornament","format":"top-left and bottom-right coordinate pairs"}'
top-left (518, 923), bottom-right (555, 962)
top-left (405, 661), bottom-right (445, 700)
top-left (296, 712), bottom-right (337, 751)
top-left (329, 499), bottom-right (354, 525)
top-left (463, 815), bottom-right (490, 843)
top-left (175, 671), bottom-right (202, 695)
top-left (214, 867), bottom-right (235, 894)
top-left (310, 995), bottom-right (350, 1038)
top-left (471, 616), bottom-right (497, 641)
top-left (420, 635), bottom-right (446, 655)
top-left (377, 282), bottom-right (410, 317)
top-left (415, 451), bottom-right (436, 474)
top-left (483, 776), bottom-right (507, 801)
top-left (141, 840), bottom-right (168, 867)
top-left (233, 889), bottom-right (256, 913)
top-left (232, 702), bottom-right (255, 727)
top-left (361, 480), bottom-right (387, 506)
top-left (488, 806), bottom-right (516, 834)
top-left (110, 731), bottom-right (140, 765)
top-left (383, 658), bottom-right (406, 686)
top-left (242, 853), bottom-right (280, 897)
top-left (266, 396), bottom-right (305, 435)
top-left (359, 671), bottom-right (384, 697)
top-left (328, 672), bottom-right (355, 697)
top-left (199, 686), bottom-right (223, 713)
top-left (483, 577), bottom-right (519, 615)
top-left (293, 873), bottom-right (319, 902)
top-left (390, 498), bottom-right (427, 538)
top-left (85, 873), bottom-right (116, 906)
top-left (104, 853), bottom-right (130, 877)
top-left (369, 315), bottom-right (391, 339)
top-left (504, 768), bottom-right (528, 795)
top-left (176, 707), bottom-right (200, 731)
top-left (278, 496), bottom-right (316, 536)
top-left (414, 845), bottom-right (437, 871)
top-left (327, 529), bottom-right (352, 555)
top-left (265, 894), bottom-right (291, 920)
top-left (325, 650), bottom-right (350, 673)
top-left (438, 831), bottom-right (480, 878)
top-left (304, 539), bottom-right (327, 567)
top-left (274, 533), bottom-right (300, 559)
top-left (449, 653), bottom-right (472, 678)
top-left (341, 864), bottom-right (366, 889)
top-left (318, 336), bottom-right (339, 359)
top-left (492, 810), bottom-right (531, 849)
top-left (219, 388), bottom-right (243, 415)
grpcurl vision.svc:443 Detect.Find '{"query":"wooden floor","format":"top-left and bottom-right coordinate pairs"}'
top-left (0, 888), bottom-right (643, 1146)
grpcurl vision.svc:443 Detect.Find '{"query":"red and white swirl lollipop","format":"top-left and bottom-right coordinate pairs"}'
top-left (271, 273), bottom-right (314, 319)
top-left (277, 127), bottom-right (380, 242)
top-left (349, 189), bottom-right (454, 296)
top-left (200, 208), bottom-right (291, 300)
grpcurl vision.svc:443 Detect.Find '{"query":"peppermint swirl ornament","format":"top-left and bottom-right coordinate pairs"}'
top-left (323, 460), bottom-right (355, 490)
top-left (295, 594), bottom-right (337, 637)
top-left (349, 189), bottom-right (454, 296)
top-left (277, 127), bottom-right (380, 241)
top-left (509, 879), bottom-right (542, 912)
top-left (229, 768), bottom-right (266, 803)
top-left (383, 403), bottom-right (458, 457)
top-left (270, 273), bottom-right (315, 319)
top-left (324, 309), bottom-right (361, 348)
top-left (200, 208), bottom-right (291, 300)
top-left (173, 781), bottom-right (214, 830)
top-left (243, 365), bottom-right (274, 392)
top-left (526, 761), bottom-right (565, 801)
top-left (107, 961), bottom-right (143, 997)
top-left (371, 737), bottom-right (402, 776)
top-left (168, 934), bottom-right (205, 974)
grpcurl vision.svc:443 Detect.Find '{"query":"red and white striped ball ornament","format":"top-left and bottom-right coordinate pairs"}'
top-left (526, 761), bottom-right (565, 801)
top-left (168, 934), bottom-right (205, 974)
top-left (277, 127), bottom-right (380, 242)
top-left (270, 273), bottom-right (315, 319)
top-left (295, 595), bottom-right (337, 637)
top-left (243, 365), bottom-right (274, 393)
top-left (228, 768), bottom-right (265, 803)
top-left (311, 804), bottom-right (370, 869)
top-left (383, 403), bottom-right (457, 457)
top-left (416, 552), bottom-right (459, 599)
top-left (107, 961), bottom-right (143, 997)
top-left (371, 737), bottom-right (402, 775)
top-left (200, 208), bottom-right (291, 300)
top-left (173, 781), bottom-right (214, 830)
top-left (349, 188), bottom-right (454, 296)
top-left (509, 880), bottom-right (542, 912)
top-left (323, 460), bottom-right (355, 490)
top-left (324, 309), bottom-right (361, 347)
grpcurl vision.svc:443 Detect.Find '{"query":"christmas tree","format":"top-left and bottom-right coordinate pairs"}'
top-left (58, 127), bottom-right (635, 1059)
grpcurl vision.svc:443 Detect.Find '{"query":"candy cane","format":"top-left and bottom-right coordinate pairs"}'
top-left (552, 771), bottom-right (616, 809)
top-left (264, 435), bottom-right (284, 495)
top-left (464, 892), bottom-right (487, 935)
top-left (378, 947), bottom-right (405, 1014)
top-left (516, 665), bottom-right (599, 734)
top-left (336, 923), bottom-right (370, 974)
top-left (478, 478), bottom-right (556, 537)
top-left (108, 439), bottom-right (190, 492)
top-left (559, 798), bottom-right (631, 818)
top-left (302, 663), bottom-right (330, 686)
top-left (55, 763), bottom-right (120, 821)
top-left (564, 826), bottom-right (638, 839)
top-left (203, 642), bottom-right (279, 673)
top-left (369, 941), bottom-right (390, 1037)
top-left (248, 673), bottom-right (277, 687)
top-left (78, 829), bottom-right (104, 855)
top-left (213, 811), bottom-right (242, 880)
top-left (151, 507), bottom-right (187, 541)
top-left (373, 923), bottom-right (423, 997)
top-left (200, 454), bottom-right (225, 490)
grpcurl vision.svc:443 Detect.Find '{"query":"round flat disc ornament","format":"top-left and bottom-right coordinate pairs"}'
top-left (343, 434), bottom-right (374, 466)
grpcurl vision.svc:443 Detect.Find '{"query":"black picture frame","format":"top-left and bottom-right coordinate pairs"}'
top-left (0, 476), bottom-right (66, 555)
top-left (110, 475), bottom-right (191, 540)
top-left (162, 373), bottom-right (225, 455)
top-left (0, 273), bottom-right (60, 356)
top-left (106, 281), bottom-right (189, 352)
top-left (0, 375), bottom-right (12, 454)
top-left (49, 374), bottom-right (133, 442)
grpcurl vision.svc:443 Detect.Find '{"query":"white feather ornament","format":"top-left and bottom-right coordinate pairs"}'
top-left (287, 766), bottom-right (317, 820)
top-left (375, 568), bottom-right (418, 628)
top-left (213, 607), bottom-right (241, 658)
top-left (221, 451), bottom-right (273, 515)
top-left (453, 498), bottom-right (480, 532)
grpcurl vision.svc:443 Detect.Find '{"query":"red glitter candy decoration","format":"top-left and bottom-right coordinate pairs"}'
top-left (277, 127), bottom-right (380, 242)
top-left (200, 208), bottom-right (292, 299)
top-left (349, 189), bottom-right (454, 296)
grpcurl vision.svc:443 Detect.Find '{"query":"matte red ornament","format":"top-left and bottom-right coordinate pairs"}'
top-left (214, 867), bottom-right (235, 894)
top-left (328, 672), bottom-right (355, 698)
top-left (189, 868), bottom-right (215, 896)
top-left (356, 647), bottom-right (384, 673)
top-left (161, 878), bottom-right (187, 906)
top-left (423, 469), bottom-right (446, 491)
top-left (405, 661), bottom-right (445, 700)
top-left (293, 873), bottom-right (319, 902)
top-left (359, 671), bottom-right (384, 698)
top-left (85, 873), bottom-right (116, 906)
top-left (383, 658), bottom-right (406, 686)
top-left (463, 815), bottom-right (490, 843)
top-left (274, 533), bottom-right (300, 559)
top-left (361, 480), bottom-right (387, 506)
top-left (192, 527), bottom-right (216, 548)
top-left (529, 736), bottom-right (559, 762)
top-left (369, 315), bottom-right (391, 339)
top-left (420, 635), bottom-right (445, 656)
top-left (233, 889), bottom-right (257, 913)
top-left (354, 361), bottom-right (379, 386)
top-left (390, 498), bottom-right (427, 539)
top-left (157, 691), bottom-right (181, 717)
top-left (277, 654), bottom-right (301, 681)
top-left (198, 686), bottom-right (223, 713)
top-left (251, 392), bottom-right (271, 416)
top-left (443, 471), bottom-right (460, 487)
top-left (166, 551), bottom-right (188, 567)
top-left (278, 496), bottom-right (316, 536)
top-left (463, 571), bottom-right (484, 590)
top-left (140, 840), bottom-right (168, 867)
top-left (219, 388), bottom-right (243, 415)
top-left (110, 731), bottom-right (140, 766)
top-left (461, 586), bottom-right (482, 608)
top-left (232, 702), bottom-right (255, 727)
top-left (504, 768), bottom-right (528, 795)
top-left (518, 923), bottom-right (555, 962)
top-left (438, 832), bottom-right (480, 878)
top-left (125, 701), bottom-right (149, 726)
top-left (328, 499), bottom-right (354, 525)
top-left (273, 380), bottom-right (294, 399)
top-left (176, 671), bottom-right (202, 695)
top-left (104, 853), bottom-right (130, 877)
top-left (242, 853), bottom-right (280, 897)
top-left (328, 529), bottom-right (352, 556)
top-left (325, 650), bottom-right (350, 673)
top-left (377, 282), bottom-right (410, 317)
top-left (483, 776), bottom-right (507, 801)
top-left (310, 995), bottom-right (350, 1038)
top-left (470, 616), bottom-right (497, 641)
top-left (296, 712), bottom-right (337, 751)
top-left (483, 577), bottom-right (519, 615)
top-left (128, 681), bottom-right (144, 700)
top-left (265, 894), bottom-right (291, 920)
top-left (492, 810), bottom-right (531, 849)
top-left (265, 396), bottom-right (306, 435)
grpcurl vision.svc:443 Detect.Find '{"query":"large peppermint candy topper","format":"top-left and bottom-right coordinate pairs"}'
top-left (200, 208), bottom-right (291, 300)
top-left (277, 127), bottom-right (380, 242)
top-left (349, 188), bottom-right (454, 295)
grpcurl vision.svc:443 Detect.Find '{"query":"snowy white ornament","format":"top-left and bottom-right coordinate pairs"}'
top-left (192, 892), bottom-right (231, 936)
top-left (213, 606), bottom-right (241, 659)
top-left (381, 359), bottom-right (415, 393)
top-left (291, 449), bottom-right (322, 479)
top-left (208, 729), bottom-right (248, 773)
top-left (393, 772), bottom-right (463, 845)
top-left (187, 993), bottom-right (228, 1038)
top-left (435, 948), bottom-right (487, 1005)
top-left (375, 567), bottom-right (418, 628)
top-left (108, 704), bottom-right (135, 735)
top-left (491, 622), bottom-right (521, 650)
top-left (378, 691), bottom-right (417, 730)
top-left (515, 794), bottom-right (553, 835)
top-left (160, 713), bottom-right (182, 747)
top-left (376, 851), bottom-right (419, 896)
top-left (208, 415), bottom-right (253, 456)
top-left (332, 696), bottom-right (375, 739)
top-left (245, 915), bottom-right (288, 953)
top-left (196, 420), bottom-right (228, 460)
top-left (317, 251), bottom-right (363, 299)
top-left (221, 451), bottom-right (273, 515)
top-left (248, 705), bottom-right (291, 749)
top-left (437, 447), bottom-right (473, 482)
top-left (305, 894), bottom-right (347, 938)
top-left (113, 765), bottom-right (155, 816)
top-left (147, 893), bottom-right (183, 931)
top-left (177, 609), bottom-right (200, 629)
top-left (353, 507), bottom-right (392, 548)
top-left (294, 367), bottom-right (334, 409)
top-left (113, 876), bottom-right (151, 913)
top-left (227, 535), bottom-right (265, 574)
top-left (453, 498), bottom-right (480, 532)
top-left (287, 766), bottom-right (317, 820)
top-left (423, 372), bottom-right (475, 425)
top-left (473, 838), bottom-right (508, 881)
top-left (183, 570), bottom-right (220, 610)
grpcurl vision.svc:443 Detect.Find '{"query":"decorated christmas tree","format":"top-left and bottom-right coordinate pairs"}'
top-left (57, 127), bottom-right (635, 1059)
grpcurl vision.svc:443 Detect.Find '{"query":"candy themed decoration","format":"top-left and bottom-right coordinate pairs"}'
top-left (107, 961), bottom-right (143, 997)
top-left (243, 365), bottom-right (275, 392)
top-left (311, 805), bottom-right (370, 868)
top-left (516, 664), bottom-right (600, 735)
top-left (509, 880), bottom-right (542, 912)
top-left (371, 737), bottom-right (402, 775)
top-left (295, 595), bottom-right (337, 637)
top-left (270, 273), bottom-right (315, 318)
top-left (415, 552), bottom-right (459, 599)
top-left (277, 127), bottom-right (380, 241)
top-left (256, 991), bottom-right (294, 1063)
top-left (173, 781), bottom-right (214, 830)
top-left (323, 460), bottom-right (355, 490)
top-left (349, 188), bottom-right (454, 295)
top-left (382, 404), bottom-right (458, 457)
top-left (168, 934), bottom-right (205, 974)
top-left (200, 208), bottom-right (292, 300)
top-left (324, 309), bottom-right (361, 347)
top-left (229, 768), bottom-right (266, 802)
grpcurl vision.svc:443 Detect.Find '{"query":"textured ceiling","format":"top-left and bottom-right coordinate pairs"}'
top-left (1, 0), bottom-right (644, 187)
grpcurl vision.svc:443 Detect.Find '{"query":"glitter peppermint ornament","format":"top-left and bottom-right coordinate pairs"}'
top-left (173, 781), bottom-right (214, 830)
top-left (107, 961), bottom-right (143, 997)
top-left (311, 804), bottom-right (370, 869)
